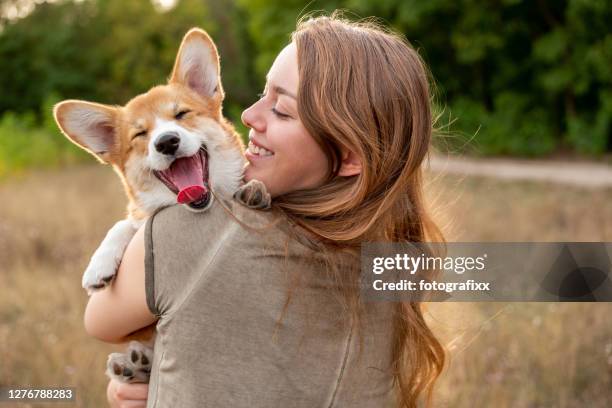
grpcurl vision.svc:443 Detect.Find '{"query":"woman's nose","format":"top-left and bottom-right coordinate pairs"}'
top-left (241, 103), bottom-right (265, 133)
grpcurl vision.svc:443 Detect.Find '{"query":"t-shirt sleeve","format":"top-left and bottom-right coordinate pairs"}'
top-left (144, 200), bottom-right (234, 317)
top-left (144, 210), bottom-right (158, 316)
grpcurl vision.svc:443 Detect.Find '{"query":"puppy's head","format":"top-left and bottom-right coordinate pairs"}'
top-left (54, 28), bottom-right (245, 214)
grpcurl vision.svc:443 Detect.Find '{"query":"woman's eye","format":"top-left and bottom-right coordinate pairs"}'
top-left (132, 130), bottom-right (147, 140)
top-left (271, 107), bottom-right (290, 119)
top-left (175, 110), bottom-right (191, 120)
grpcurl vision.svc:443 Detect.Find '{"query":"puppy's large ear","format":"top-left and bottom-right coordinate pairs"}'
top-left (169, 28), bottom-right (223, 99)
top-left (53, 100), bottom-right (118, 164)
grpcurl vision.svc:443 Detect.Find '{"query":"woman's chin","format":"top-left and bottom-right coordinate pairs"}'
top-left (244, 165), bottom-right (263, 184)
top-left (243, 163), bottom-right (255, 179)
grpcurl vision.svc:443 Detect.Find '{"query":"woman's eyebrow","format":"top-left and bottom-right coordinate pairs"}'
top-left (273, 85), bottom-right (297, 100)
top-left (265, 77), bottom-right (297, 100)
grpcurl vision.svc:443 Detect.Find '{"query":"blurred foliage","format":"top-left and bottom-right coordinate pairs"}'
top-left (0, 93), bottom-right (89, 179)
top-left (0, 0), bottom-right (254, 177)
top-left (239, 0), bottom-right (612, 157)
top-left (0, 0), bottom-right (610, 178)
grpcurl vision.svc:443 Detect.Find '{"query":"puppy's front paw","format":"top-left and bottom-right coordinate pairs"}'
top-left (233, 179), bottom-right (271, 210)
top-left (82, 257), bottom-right (117, 295)
top-left (82, 219), bottom-right (138, 295)
top-left (106, 342), bottom-right (153, 384)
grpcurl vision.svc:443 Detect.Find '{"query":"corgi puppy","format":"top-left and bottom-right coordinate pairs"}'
top-left (54, 28), bottom-right (270, 383)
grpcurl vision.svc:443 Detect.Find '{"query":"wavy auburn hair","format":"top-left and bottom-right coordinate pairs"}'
top-left (271, 14), bottom-right (446, 408)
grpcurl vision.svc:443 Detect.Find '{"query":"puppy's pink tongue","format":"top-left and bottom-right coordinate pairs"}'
top-left (177, 186), bottom-right (206, 204)
top-left (163, 154), bottom-right (207, 204)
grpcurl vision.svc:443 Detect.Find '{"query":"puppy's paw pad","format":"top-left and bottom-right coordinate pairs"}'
top-left (105, 344), bottom-right (152, 384)
top-left (106, 353), bottom-right (136, 383)
top-left (127, 341), bottom-right (153, 372)
top-left (234, 180), bottom-right (271, 210)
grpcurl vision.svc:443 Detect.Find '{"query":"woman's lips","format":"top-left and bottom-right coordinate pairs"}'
top-left (248, 137), bottom-right (274, 153)
top-left (245, 148), bottom-right (274, 163)
top-left (246, 139), bottom-right (274, 161)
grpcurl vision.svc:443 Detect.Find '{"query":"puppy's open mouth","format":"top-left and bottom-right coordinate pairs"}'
top-left (153, 146), bottom-right (210, 209)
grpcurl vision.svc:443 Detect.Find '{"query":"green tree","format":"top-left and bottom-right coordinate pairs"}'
top-left (237, 0), bottom-right (612, 156)
top-left (1, 0), bottom-right (610, 158)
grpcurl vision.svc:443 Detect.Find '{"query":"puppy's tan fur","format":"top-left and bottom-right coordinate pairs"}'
top-left (53, 28), bottom-right (250, 384)
top-left (55, 29), bottom-right (245, 223)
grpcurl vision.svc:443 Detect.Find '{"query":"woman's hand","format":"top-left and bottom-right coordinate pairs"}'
top-left (107, 379), bottom-right (149, 408)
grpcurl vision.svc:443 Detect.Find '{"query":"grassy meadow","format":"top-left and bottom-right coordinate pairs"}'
top-left (0, 164), bottom-right (611, 407)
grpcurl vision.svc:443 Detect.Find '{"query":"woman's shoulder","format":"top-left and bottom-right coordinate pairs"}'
top-left (150, 196), bottom-right (273, 225)
top-left (148, 197), bottom-right (321, 254)
top-left (226, 198), bottom-right (325, 254)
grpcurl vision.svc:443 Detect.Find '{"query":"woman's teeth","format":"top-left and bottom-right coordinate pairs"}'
top-left (248, 141), bottom-right (274, 157)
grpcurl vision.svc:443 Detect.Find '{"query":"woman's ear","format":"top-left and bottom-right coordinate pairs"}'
top-left (338, 148), bottom-right (362, 177)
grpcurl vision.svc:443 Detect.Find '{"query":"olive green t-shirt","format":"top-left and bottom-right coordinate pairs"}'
top-left (144, 198), bottom-right (395, 407)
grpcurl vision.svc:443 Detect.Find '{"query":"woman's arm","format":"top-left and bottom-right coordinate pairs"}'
top-left (84, 222), bottom-right (157, 343)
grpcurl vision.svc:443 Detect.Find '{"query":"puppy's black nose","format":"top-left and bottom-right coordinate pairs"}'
top-left (155, 132), bottom-right (180, 155)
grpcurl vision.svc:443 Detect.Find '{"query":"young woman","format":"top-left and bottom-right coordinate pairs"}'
top-left (87, 14), bottom-right (445, 408)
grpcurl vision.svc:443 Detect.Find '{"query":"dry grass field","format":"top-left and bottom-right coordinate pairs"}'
top-left (0, 164), bottom-right (611, 407)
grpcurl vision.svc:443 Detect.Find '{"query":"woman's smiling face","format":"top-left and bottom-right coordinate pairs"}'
top-left (241, 42), bottom-right (329, 198)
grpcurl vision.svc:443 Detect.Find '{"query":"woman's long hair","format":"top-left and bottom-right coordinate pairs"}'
top-left (272, 13), bottom-right (446, 408)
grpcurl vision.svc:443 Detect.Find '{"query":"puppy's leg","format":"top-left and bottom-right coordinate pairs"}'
top-left (106, 341), bottom-right (153, 384)
top-left (82, 218), bottom-right (141, 294)
top-left (233, 179), bottom-right (271, 210)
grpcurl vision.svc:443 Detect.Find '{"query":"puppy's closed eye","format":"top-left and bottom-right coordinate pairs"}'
top-left (175, 110), bottom-right (191, 120)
